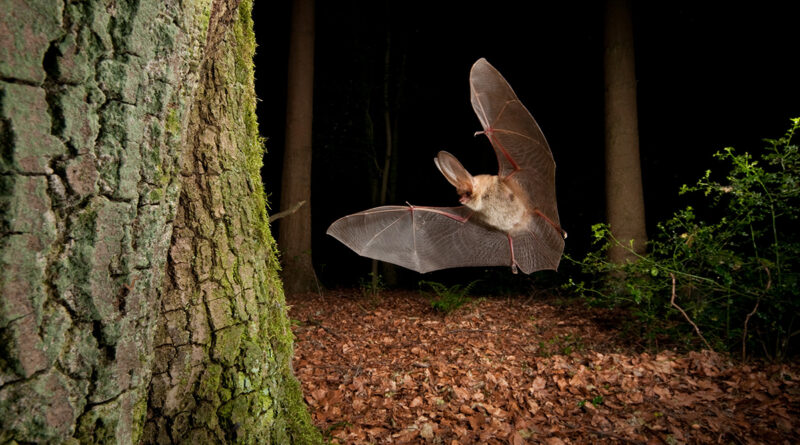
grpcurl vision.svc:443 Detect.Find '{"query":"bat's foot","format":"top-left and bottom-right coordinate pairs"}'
top-left (511, 263), bottom-right (518, 274)
top-left (562, 230), bottom-right (568, 239)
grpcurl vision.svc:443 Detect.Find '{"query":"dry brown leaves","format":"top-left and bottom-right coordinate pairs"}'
top-left (288, 290), bottom-right (800, 444)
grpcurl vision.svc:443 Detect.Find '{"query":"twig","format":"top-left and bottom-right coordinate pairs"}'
top-left (669, 273), bottom-right (713, 351)
top-left (741, 299), bottom-right (760, 361)
top-left (306, 318), bottom-right (341, 338)
top-left (268, 200), bottom-right (306, 222)
top-left (742, 266), bottom-right (770, 361)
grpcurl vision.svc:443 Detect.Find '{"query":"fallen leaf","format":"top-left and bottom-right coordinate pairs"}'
top-left (420, 422), bottom-right (434, 439)
top-left (287, 291), bottom-right (800, 445)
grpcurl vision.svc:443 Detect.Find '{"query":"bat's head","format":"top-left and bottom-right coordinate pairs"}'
top-left (434, 151), bottom-right (501, 211)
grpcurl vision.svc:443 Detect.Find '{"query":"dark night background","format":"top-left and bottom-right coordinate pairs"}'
top-left (252, 1), bottom-right (799, 289)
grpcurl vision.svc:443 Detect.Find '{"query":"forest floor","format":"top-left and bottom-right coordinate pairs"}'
top-left (287, 290), bottom-right (800, 444)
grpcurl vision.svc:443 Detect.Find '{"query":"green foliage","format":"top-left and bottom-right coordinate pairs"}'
top-left (359, 272), bottom-right (384, 301)
top-left (579, 395), bottom-right (604, 408)
top-left (420, 280), bottom-right (480, 314)
top-left (571, 119), bottom-right (800, 359)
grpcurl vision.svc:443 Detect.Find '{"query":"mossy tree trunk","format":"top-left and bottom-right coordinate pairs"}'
top-left (278, 0), bottom-right (318, 294)
top-left (143, 0), bottom-right (320, 442)
top-left (0, 0), bottom-right (319, 443)
top-left (603, 0), bottom-right (648, 263)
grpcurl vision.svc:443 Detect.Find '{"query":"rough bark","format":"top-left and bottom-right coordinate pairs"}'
top-left (278, 0), bottom-right (318, 294)
top-left (0, 0), bottom-right (209, 441)
top-left (143, 0), bottom-right (319, 442)
top-left (604, 0), bottom-right (648, 262)
top-left (0, 0), bottom-right (319, 443)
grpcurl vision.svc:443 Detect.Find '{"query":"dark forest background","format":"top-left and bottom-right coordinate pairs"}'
top-left (252, 1), bottom-right (799, 289)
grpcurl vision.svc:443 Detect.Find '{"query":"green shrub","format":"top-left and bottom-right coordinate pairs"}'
top-left (420, 280), bottom-right (479, 314)
top-left (570, 118), bottom-right (800, 360)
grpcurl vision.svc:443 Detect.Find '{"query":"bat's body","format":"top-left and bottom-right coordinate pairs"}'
top-left (327, 58), bottom-right (566, 274)
top-left (466, 175), bottom-right (529, 233)
top-left (434, 152), bottom-right (530, 234)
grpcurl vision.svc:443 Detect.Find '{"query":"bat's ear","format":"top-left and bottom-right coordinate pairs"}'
top-left (434, 151), bottom-right (473, 192)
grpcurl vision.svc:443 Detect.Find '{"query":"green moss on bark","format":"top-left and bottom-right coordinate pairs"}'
top-left (142, 0), bottom-right (320, 442)
top-left (230, 2), bottom-right (320, 441)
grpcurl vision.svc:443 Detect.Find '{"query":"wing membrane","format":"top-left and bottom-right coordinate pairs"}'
top-left (327, 205), bottom-right (511, 273)
top-left (470, 58), bottom-right (560, 227)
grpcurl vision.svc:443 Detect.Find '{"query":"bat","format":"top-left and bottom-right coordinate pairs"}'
top-left (327, 58), bottom-right (566, 274)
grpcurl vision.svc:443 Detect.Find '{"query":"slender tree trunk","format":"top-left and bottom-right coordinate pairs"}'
top-left (604, 0), bottom-right (648, 262)
top-left (0, 0), bottom-right (319, 443)
top-left (279, 0), bottom-right (318, 294)
top-left (371, 29), bottom-right (396, 288)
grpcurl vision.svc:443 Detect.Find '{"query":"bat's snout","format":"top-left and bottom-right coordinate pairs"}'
top-left (458, 190), bottom-right (473, 205)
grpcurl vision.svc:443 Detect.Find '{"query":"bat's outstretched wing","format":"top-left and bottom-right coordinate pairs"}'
top-left (326, 205), bottom-right (563, 274)
top-left (327, 205), bottom-right (512, 273)
top-left (469, 58), bottom-right (561, 231)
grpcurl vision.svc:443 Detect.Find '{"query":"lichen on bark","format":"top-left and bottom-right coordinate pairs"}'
top-left (1, 0), bottom-right (318, 443)
top-left (142, 0), bottom-right (321, 443)
top-left (2, 0), bottom-right (210, 440)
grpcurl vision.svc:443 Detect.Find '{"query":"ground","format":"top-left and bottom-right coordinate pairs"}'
top-left (288, 290), bottom-right (800, 444)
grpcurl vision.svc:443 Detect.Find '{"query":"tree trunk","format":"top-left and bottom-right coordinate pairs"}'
top-left (371, 28), bottom-right (398, 288)
top-left (279, 0), bottom-right (318, 294)
top-left (0, 0), bottom-right (319, 443)
top-left (604, 0), bottom-right (648, 263)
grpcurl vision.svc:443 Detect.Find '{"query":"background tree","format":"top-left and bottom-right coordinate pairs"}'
top-left (278, 0), bottom-right (318, 294)
top-left (0, 0), bottom-right (319, 442)
top-left (604, 0), bottom-right (648, 263)
top-left (370, 11), bottom-right (407, 288)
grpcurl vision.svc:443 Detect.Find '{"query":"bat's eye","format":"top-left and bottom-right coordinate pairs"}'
top-left (464, 191), bottom-right (472, 197)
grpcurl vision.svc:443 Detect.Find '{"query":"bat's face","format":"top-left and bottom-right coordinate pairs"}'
top-left (461, 175), bottom-right (492, 210)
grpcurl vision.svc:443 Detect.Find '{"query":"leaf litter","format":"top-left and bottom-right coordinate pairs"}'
top-left (288, 290), bottom-right (800, 444)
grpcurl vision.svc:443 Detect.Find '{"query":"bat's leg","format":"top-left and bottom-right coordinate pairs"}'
top-left (507, 234), bottom-right (519, 274)
top-left (533, 209), bottom-right (568, 239)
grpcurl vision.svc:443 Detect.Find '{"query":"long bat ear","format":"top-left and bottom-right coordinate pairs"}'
top-left (435, 151), bottom-right (473, 193)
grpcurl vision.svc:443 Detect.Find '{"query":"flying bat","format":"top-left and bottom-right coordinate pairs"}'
top-left (327, 58), bottom-right (566, 274)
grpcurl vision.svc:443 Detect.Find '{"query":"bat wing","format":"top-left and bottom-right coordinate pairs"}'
top-left (326, 205), bottom-right (514, 273)
top-left (512, 218), bottom-right (565, 272)
top-left (469, 58), bottom-right (561, 230)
